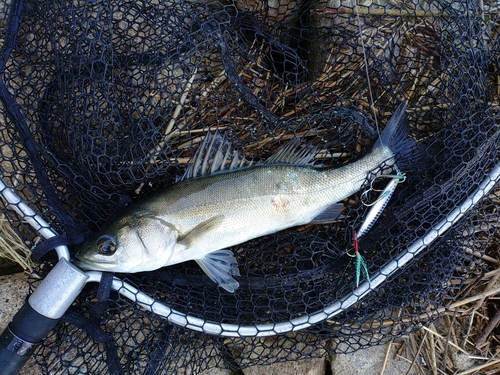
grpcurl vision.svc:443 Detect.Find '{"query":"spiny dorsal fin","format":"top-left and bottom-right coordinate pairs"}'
top-left (181, 132), bottom-right (254, 180)
top-left (264, 139), bottom-right (319, 166)
top-left (182, 133), bottom-right (320, 181)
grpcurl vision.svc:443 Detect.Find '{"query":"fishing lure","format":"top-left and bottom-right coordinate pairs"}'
top-left (349, 170), bottom-right (406, 286)
top-left (358, 170), bottom-right (406, 238)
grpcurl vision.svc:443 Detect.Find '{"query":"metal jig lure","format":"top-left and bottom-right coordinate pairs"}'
top-left (348, 169), bottom-right (406, 286)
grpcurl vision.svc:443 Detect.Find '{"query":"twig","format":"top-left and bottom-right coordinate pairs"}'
top-left (482, 267), bottom-right (500, 279)
top-left (149, 67), bottom-right (198, 162)
top-left (473, 272), bottom-right (500, 310)
top-left (134, 69), bottom-right (198, 195)
top-left (450, 285), bottom-right (500, 308)
top-left (464, 248), bottom-right (500, 266)
top-left (406, 330), bottom-right (428, 375)
top-left (396, 354), bottom-right (413, 364)
top-left (421, 326), bottom-right (469, 355)
top-left (428, 324), bottom-right (438, 375)
top-left (474, 308), bottom-right (500, 347)
top-left (380, 341), bottom-right (391, 375)
top-left (456, 358), bottom-right (500, 375)
top-left (443, 309), bottom-right (458, 374)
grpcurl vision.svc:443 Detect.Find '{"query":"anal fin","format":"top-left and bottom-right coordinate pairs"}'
top-left (310, 203), bottom-right (344, 224)
top-left (196, 250), bottom-right (240, 293)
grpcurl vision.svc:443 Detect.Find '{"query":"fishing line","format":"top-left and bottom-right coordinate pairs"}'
top-left (0, 34), bottom-right (478, 343)
top-left (355, 2), bottom-right (381, 144)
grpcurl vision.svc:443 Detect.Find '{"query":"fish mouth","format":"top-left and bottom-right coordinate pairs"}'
top-left (72, 255), bottom-right (116, 271)
top-left (72, 259), bottom-right (118, 272)
top-left (72, 258), bottom-right (94, 270)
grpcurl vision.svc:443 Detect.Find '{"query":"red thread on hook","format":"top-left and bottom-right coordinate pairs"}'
top-left (353, 229), bottom-right (359, 254)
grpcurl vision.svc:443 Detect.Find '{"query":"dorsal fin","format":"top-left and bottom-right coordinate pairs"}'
top-left (181, 133), bottom-right (320, 181)
top-left (181, 132), bottom-right (254, 180)
top-left (264, 139), bottom-right (318, 166)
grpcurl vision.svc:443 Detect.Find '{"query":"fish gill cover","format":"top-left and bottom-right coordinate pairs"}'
top-left (0, 0), bottom-right (498, 373)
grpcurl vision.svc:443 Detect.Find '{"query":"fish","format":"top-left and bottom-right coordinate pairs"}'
top-left (75, 102), bottom-right (414, 293)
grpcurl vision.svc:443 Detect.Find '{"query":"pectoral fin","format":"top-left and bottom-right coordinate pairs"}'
top-left (178, 215), bottom-right (224, 247)
top-left (310, 203), bottom-right (344, 224)
top-left (196, 250), bottom-right (240, 293)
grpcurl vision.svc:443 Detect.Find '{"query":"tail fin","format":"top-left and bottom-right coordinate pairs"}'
top-left (374, 101), bottom-right (416, 164)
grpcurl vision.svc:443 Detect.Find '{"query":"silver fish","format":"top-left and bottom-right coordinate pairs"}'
top-left (75, 102), bottom-right (413, 292)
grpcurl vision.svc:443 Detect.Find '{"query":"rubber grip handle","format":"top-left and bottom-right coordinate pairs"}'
top-left (0, 302), bottom-right (59, 375)
top-left (10, 302), bottom-right (59, 343)
top-left (0, 329), bottom-right (31, 374)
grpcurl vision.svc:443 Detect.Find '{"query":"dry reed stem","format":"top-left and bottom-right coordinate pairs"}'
top-left (451, 285), bottom-right (500, 309)
top-left (149, 67), bottom-right (199, 161)
top-left (475, 308), bottom-right (500, 348)
top-left (443, 310), bottom-right (457, 373)
top-left (401, 229), bottom-right (500, 374)
top-left (472, 272), bottom-right (500, 310)
top-left (336, 283), bottom-right (500, 330)
top-left (428, 324), bottom-right (437, 375)
top-left (379, 341), bottom-right (391, 375)
top-left (407, 330), bottom-right (428, 375)
top-left (456, 358), bottom-right (500, 375)
top-left (464, 250), bottom-right (500, 266)
top-left (421, 325), bottom-right (469, 356)
top-left (173, 1), bottom-right (447, 162)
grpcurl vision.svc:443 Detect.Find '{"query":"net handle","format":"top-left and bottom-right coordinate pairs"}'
top-left (0, 178), bottom-right (101, 375)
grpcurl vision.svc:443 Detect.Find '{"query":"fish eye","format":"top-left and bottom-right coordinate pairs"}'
top-left (96, 235), bottom-right (117, 255)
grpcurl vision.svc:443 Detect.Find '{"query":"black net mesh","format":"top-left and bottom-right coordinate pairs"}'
top-left (0, 0), bottom-right (499, 373)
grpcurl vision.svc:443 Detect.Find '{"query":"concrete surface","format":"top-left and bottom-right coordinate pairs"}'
top-left (242, 357), bottom-right (326, 375)
top-left (1, 272), bottom-right (416, 375)
top-left (329, 343), bottom-right (418, 375)
top-left (0, 272), bottom-right (29, 326)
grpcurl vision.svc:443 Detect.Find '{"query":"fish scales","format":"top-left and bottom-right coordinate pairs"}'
top-left (143, 150), bottom-right (390, 264)
top-left (159, 152), bottom-right (391, 228)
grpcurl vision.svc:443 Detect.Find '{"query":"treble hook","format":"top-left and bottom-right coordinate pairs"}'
top-left (361, 172), bottom-right (406, 207)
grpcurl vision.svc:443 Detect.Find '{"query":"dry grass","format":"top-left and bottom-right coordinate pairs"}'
top-left (388, 5), bottom-right (500, 373)
top-left (147, 0), bottom-right (498, 168)
top-left (386, 219), bottom-right (500, 374)
top-left (0, 211), bottom-right (33, 272)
